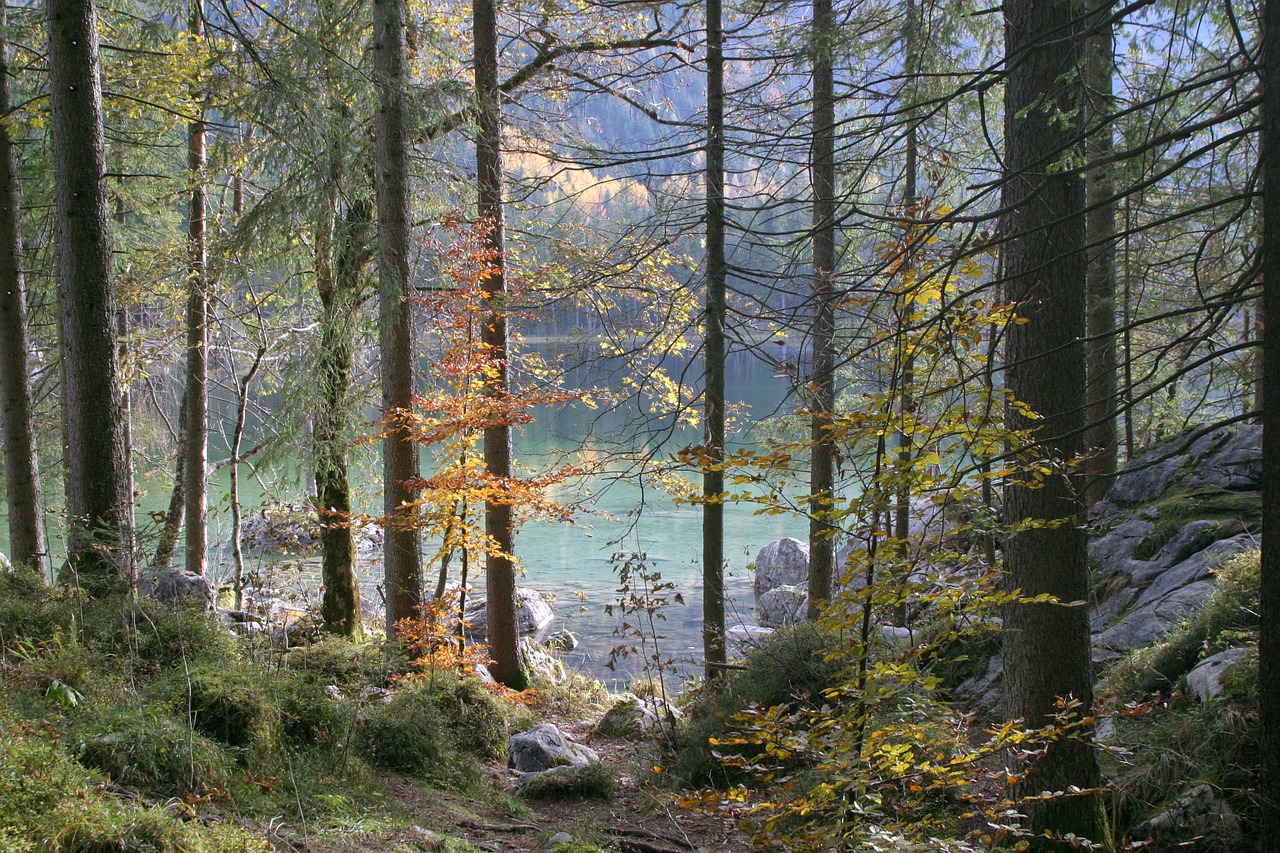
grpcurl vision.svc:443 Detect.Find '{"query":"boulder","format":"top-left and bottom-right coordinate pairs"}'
top-left (1185, 648), bottom-right (1252, 703)
top-left (1130, 784), bottom-right (1243, 852)
top-left (138, 570), bottom-right (215, 611)
top-left (465, 587), bottom-right (555, 642)
top-left (727, 624), bottom-right (774, 653)
top-left (0, 552), bottom-right (11, 572)
top-left (596, 694), bottom-right (679, 739)
top-left (758, 584), bottom-right (808, 628)
top-left (1097, 580), bottom-right (1215, 652)
top-left (508, 723), bottom-right (598, 773)
top-left (753, 538), bottom-right (809, 595)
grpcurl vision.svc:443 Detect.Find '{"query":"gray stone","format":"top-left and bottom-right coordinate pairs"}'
top-left (1108, 430), bottom-right (1228, 505)
top-left (545, 630), bottom-right (578, 652)
top-left (515, 763), bottom-right (610, 798)
top-left (1130, 784), bottom-right (1243, 852)
top-left (757, 584), bottom-right (808, 628)
top-left (1132, 534), bottom-right (1254, 611)
top-left (1185, 648), bottom-right (1252, 703)
top-left (727, 624), bottom-right (774, 653)
top-left (1181, 425), bottom-right (1262, 491)
top-left (1154, 520), bottom-right (1234, 569)
top-left (954, 655), bottom-right (1002, 717)
top-left (217, 608), bottom-right (265, 635)
top-left (596, 694), bottom-right (678, 739)
top-left (465, 587), bottom-right (555, 642)
top-left (508, 723), bottom-right (598, 773)
top-left (138, 570), bottom-right (215, 611)
top-left (1088, 516), bottom-right (1155, 570)
top-left (542, 832), bottom-right (574, 849)
top-left (753, 538), bottom-right (809, 594)
top-left (1097, 580), bottom-right (1215, 651)
top-left (0, 552), bottom-right (11, 572)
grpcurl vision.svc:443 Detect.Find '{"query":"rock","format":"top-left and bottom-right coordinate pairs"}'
top-left (596, 694), bottom-right (678, 739)
top-left (879, 625), bottom-right (914, 645)
top-left (520, 638), bottom-right (567, 683)
top-left (515, 763), bottom-right (612, 799)
top-left (0, 552), bottom-right (11, 572)
top-left (1185, 648), bottom-right (1251, 702)
top-left (217, 608), bottom-right (265, 635)
top-left (1180, 425), bottom-right (1262, 491)
top-left (1107, 430), bottom-right (1226, 505)
top-left (465, 588), bottom-right (555, 643)
top-left (1130, 784), bottom-right (1243, 852)
top-left (138, 570), bottom-right (215, 611)
top-left (757, 584), bottom-right (808, 628)
top-left (753, 538), bottom-right (809, 595)
top-left (359, 686), bottom-right (394, 704)
top-left (508, 723), bottom-right (598, 773)
top-left (542, 832), bottom-right (574, 849)
top-left (545, 630), bottom-right (578, 652)
top-left (1132, 534), bottom-right (1254, 611)
top-left (1097, 580), bottom-right (1216, 651)
top-left (727, 624), bottom-right (774, 653)
top-left (1087, 516), bottom-right (1155, 571)
top-left (954, 655), bottom-right (1002, 718)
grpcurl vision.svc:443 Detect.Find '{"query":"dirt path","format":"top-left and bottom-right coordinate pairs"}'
top-left (389, 720), bottom-right (750, 853)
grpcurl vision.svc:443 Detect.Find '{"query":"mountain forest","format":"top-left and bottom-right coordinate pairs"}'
top-left (0, 0), bottom-right (1277, 849)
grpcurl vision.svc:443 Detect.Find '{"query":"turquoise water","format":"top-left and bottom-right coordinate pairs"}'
top-left (3, 350), bottom-right (809, 685)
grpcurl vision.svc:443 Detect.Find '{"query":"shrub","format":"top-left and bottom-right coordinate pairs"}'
top-left (283, 636), bottom-right (389, 688)
top-left (70, 704), bottom-right (232, 795)
top-left (673, 623), bottom-right (843, 787)
top-left (278, 678), bottom-right (352, 749)
top-left (180, 665), bottom-right (277, 749)
top-left (356, 687), bottom-right (449, 773)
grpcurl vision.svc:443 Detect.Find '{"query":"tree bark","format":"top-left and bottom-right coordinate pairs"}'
top-left (150, 389), bottom-right (187, 572)
top-left (806, 0), bottom-right (837, 618)
top-left (702, 0), bottom-right (727, 683)
top-left (1258, 0), bottom-right (1280, 841)
top-left (315, 184), bottom-right (371, 639)
top-left (48, 0), bottom-right (134, 591)
top-left (373, 0), bottom-right (422, 635)
top-left (474, 0), bottom-right (523, 688)
top-left (0, 3), bottom-right (46, 577)
top-left (1084, 11), bottom-right (1118, 507)
top-left (1000, 0), bottom-right (1111, 845)
top-left (184, 0), bottom-right (208, 576)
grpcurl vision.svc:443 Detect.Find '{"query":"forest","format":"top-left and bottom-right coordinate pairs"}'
top-left (0, 0), bottom-right (1278, 849)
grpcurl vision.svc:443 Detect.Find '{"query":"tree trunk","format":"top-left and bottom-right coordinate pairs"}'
top-left (150, 389), bottom-right (187, 572)
top-left (183, 0), bottom-right (208, 576)
top-left (1257, 0), bottom-right (1280, 841)
top-left (474, 0), bottom-right (523, 688)
top-left (0, 4), bottom-right (46, 577)
top-left (373, 0), bottom-right (421, 635)
top-left (702, 0), bottom-right (727, 683)
top-left (1000, 0), bottom-right (1111, 845)
top-left (48, 0), bottom-right (134, 591)
top-left (806, 0), bottom-right (837, 618)
top-left (1083, 11), bottom-right (1118, 507)
top-left (315, 186), bottom-right (371, 639)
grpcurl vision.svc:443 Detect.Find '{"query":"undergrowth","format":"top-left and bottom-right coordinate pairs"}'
top-left (0, 566), bottom-right (535, 850)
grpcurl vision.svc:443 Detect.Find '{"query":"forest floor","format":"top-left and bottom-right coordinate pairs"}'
top-left (403, 721), bottom-right (744, 853)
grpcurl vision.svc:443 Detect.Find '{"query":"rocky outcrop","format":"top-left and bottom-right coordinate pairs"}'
top-left (1184, 648), bottom-right (1252, 703)
top-left (464, 588), bottom-right (555, 643)
top-left (1129, 784), bottom-right (1243, 853)
top-left (239, 503), bottom-right (384, 555)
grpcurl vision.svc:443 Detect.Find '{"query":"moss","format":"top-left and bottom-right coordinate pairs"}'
top-left (1103, 550), bottom-right (1259, 699)
top-left (518, 763), bottom-right (616, 801)
top-left (179, 665), bottom-right (278, 749)
top-left (70, 704), bottom-right (233, 796)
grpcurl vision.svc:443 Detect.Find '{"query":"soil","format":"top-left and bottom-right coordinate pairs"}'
top-left (291, 719), bottom-right (751, 853)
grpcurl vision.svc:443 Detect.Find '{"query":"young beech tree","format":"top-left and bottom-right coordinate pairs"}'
top-left (48, 0), bottom-right (134, 589)
top-left (999, 0), bottom-right (1111, 845)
